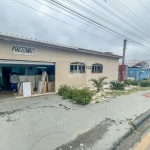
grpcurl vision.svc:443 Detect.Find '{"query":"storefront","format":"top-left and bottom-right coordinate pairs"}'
top-left (0, 60), bottom-right (55, 90)
top-left (0, 33), bottom-right (122, 99)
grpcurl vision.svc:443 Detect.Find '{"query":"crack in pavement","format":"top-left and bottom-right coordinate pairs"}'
top-left (0, 104), bottom-right (73, 117)
top-left (54, 118), bottom-right (115, 150)
top-left (59, 104), bottom-right (71, 110)
top-left (0, 107), bottom-right (29, 116)
top-left (7, 117), bottom-right (20, 122)
top-left (29, 132), bottom-right (70, 150)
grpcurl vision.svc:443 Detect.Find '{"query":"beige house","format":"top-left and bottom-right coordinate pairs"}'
top-left (0, 33), bottom-right (121, 92)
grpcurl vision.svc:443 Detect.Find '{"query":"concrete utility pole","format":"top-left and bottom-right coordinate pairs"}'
top-left (122, 39), bottom-right (127, 66)
top-left (121, 39), bottom-right (127, 81)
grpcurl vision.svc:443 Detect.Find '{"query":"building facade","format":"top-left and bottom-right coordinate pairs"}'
top-left (126, 60), bottom-right (150, 81)
top-left (0, 34), bottom-right (121, 92)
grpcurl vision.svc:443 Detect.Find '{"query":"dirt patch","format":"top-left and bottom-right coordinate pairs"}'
top-left (144, 93), bottom-right (150, 98)
top-left (54, 118), bottom-right (115, 150)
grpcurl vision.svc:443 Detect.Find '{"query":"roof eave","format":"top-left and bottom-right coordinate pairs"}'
top-left (0, 34), bottom-right (122, 59)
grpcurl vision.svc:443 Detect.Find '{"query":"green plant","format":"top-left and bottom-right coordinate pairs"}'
top-left (89, 77), bottom-right (107, 93)
top-left (124, 79), bottom-right (133, 86)
top-left (124, 79), bottom-right (138, 86)
top-left (58, 85), bottom-right (94, 105)
top-left (58, 84), bottom-right (72, 99)
top-left (110, 80), bottom-right (126, 90)
top-left (140, 80), bottom-right (150, 87)
top-left (71, 87), bottom-right (94, 105)
top-left (131, 80), bottom-right (139, 86)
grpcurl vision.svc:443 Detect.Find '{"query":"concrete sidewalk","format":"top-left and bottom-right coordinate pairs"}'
top-left (0, 91), bottom-right (150, 150)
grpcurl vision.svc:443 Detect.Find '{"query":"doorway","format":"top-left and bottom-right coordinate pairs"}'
top-left (2, 67), bottom-right (12, 90)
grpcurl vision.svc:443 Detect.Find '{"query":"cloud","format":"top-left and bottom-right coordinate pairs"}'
top-left (0, 0), bottom-right (150, 62)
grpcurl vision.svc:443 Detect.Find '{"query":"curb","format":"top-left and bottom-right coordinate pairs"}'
top-left (110, 109), bottom-right (150, 150)
top-left (0, 92), bottom-right (56, 104)
top-left (110, 128), bottom-right (133, 150)
top-left (133, 109), bottom-right (150, 128)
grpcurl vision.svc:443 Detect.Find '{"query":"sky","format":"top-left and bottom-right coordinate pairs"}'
top-left (1, 0), bottom-right (150, 62)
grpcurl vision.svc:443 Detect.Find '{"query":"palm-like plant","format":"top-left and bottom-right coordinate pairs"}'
top-left (89, 77), bottom-right (107, 93)
top-left (110, 80), bottom-right (125, 90)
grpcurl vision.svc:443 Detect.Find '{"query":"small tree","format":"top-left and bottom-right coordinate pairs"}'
top-left (89, 77), bottom-right (107, 93)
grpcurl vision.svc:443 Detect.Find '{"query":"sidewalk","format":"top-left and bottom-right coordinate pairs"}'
top-left (0, 91), bottom-right (150, 150)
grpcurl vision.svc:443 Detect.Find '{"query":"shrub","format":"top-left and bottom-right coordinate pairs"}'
top-left (140, 80), bottom-right (150, 87)
top-left (71, 88), bottom-right (94, 105)
top-left (58, 85), bottom-right (94, 105)
top-left (89, 77), bottom-right (107, 93)
top-left (131, 80), bottom-right (139, 86)
top-left (110, 80), bottom-right (126, 90)
top-left (124, 79), bottom-right (138, 86)
top-left (124, 79), bottom-right (133, 86)
top-left (58, 85), bottom-right (72, 99)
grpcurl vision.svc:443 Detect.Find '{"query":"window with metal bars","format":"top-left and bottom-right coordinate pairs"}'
top-left (70, 62), bottom-right (85, 73)
top-left (92, 63), bottom-right (103, 73)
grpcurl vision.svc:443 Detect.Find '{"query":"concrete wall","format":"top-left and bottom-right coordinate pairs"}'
top-left (0, 39), bottom-right (120, 91)
top-left (86, 57), bottom-right (119, 85)
top-left (55, 61), bottom-right (87, 90)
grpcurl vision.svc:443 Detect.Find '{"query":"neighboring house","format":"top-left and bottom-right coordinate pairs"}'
top-left (126, 61), bottom-right (150, 81)
top-left (0, 33), bottom-right (122, 92)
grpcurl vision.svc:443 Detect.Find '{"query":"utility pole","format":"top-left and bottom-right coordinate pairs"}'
top-left (121, 39), bottom-right (127, 81)
top-left (122, 39), bottom-right (127, 66)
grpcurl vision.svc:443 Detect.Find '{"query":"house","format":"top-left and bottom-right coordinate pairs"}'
top-left (126, 60), bottom-right (150, 81)
top-left (0, 33), bottom-right (122, 92)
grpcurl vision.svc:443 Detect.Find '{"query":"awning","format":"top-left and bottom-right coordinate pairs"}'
top-left (0, 59), bottom-right (54, 65)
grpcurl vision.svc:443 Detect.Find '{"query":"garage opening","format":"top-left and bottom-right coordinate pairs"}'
top-left (0, 60), bottom-right (55, 100)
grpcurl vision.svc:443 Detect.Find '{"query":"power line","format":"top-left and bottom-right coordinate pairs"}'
top-left (114, 0), bottom-right (150, 30)
top-left (106, 0), bottom-right (150, 33)
top-left (107, 0), bottom-right (150, 32)
top-left (35, 0), bottom-right (122, 47)
top-left (92, 0), bottom-right (150, 40)
top-left (38, 0), bottom-right (129, 45)
top-left (14, 0), bottom-right (150, 53)
top-left (63, 0), bottom-right (149, 44)
top-left (80, 0), bottom-right (150, 50)
top-left (61, 0), bottom-right (150, 41)
top-left (35, 0), bottom-right (150, 54)
top-left (45, 0), bottom-right (150, 50)
top-left (44, 0), bottom-right (126, 41)
top-left (138, 0), bottom-right (150, 13)
top-left (14, 0), bottom-right (123, 49)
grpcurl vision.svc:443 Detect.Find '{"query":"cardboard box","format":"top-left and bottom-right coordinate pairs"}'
top-left (48, 82), bottom-right (55, 92)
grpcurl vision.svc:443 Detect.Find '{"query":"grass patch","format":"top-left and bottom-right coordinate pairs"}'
top-left (105, 87), bottom-right (150, 98)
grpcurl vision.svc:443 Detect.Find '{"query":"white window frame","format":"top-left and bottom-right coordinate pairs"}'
top-left (92, 63), bottom-right (103, 73)
top-left (70, 62), bottom-right (85, 73)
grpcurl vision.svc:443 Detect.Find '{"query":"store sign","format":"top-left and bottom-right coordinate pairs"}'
top-left (12, 45), bottom-right (36, 56)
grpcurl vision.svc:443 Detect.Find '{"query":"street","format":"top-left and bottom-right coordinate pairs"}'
top-left (1, 91), bottom-right (150, 150)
